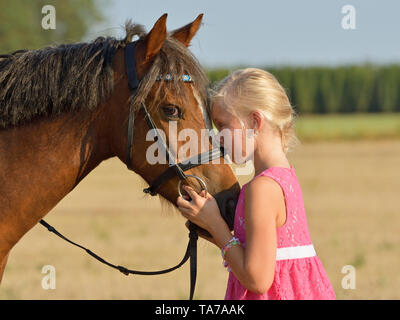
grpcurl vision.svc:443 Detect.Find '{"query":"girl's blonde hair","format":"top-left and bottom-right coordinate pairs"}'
top-left (210, 68), bottom-right (299, 154)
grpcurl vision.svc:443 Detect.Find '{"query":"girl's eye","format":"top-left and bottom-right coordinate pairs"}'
top-left (162, 105), bottom-right (182, 118)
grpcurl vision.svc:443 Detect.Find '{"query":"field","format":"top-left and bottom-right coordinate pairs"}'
top-left (0, 114), bottom-right (399, 299)
top-left (295, 112), bottom-right (400, 141)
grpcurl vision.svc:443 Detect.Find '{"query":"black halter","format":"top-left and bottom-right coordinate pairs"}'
top-left (39, 40), bottom-right (225, 300)
top-left (124, 41), bottom-right (224, 196)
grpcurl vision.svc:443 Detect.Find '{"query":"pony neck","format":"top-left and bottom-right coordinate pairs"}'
top-left (0, 106), bottom-right (111, 254)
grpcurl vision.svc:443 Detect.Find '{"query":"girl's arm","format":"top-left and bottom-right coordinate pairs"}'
top-left (208, 176), bottom-right (281, 294)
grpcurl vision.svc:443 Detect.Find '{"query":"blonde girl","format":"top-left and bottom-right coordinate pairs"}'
top-left (177, 68), bottom-right (336, 299)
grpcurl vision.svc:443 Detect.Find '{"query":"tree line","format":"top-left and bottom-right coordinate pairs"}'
top-left (207, 65), bottom-right (400, 114)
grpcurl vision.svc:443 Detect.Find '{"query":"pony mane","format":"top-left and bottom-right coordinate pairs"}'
top-left (0, 19), bottom-right (210, 129)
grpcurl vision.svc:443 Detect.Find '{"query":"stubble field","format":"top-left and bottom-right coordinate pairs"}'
top-left (0, 139), bottom-right (399, 299)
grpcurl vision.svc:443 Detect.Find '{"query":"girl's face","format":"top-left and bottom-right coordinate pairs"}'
top-left (211, 100), bottom-right (256, 164)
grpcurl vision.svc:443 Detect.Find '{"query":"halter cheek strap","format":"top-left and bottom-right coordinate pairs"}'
top-left (125, 41), bottom-right (140, 91)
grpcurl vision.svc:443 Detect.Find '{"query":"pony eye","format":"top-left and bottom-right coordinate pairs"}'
top-left (162, 105), bottom-right (181, 118)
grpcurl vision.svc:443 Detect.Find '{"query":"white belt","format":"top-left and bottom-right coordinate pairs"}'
top-left (276, 244), bottom-right (316, 261)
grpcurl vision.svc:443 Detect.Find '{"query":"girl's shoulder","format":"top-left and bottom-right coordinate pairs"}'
top-left (243, 165), bottom-right (294, 189)
top-left (241, 165), bottom-right (297, 217)
top-left (243, 173), bottom-right (280, 196)
top-left (242, 166), bottom-right (293, 215)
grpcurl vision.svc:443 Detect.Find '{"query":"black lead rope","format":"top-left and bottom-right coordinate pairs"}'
top-left (39, 219), bottom-right (198, 300)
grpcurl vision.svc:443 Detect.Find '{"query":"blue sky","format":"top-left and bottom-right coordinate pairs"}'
top-left (87, 0), bottom-right (400, 68)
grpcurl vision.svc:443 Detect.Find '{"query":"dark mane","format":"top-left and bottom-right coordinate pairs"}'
top-left (0, 20), bottom-right (209, 129)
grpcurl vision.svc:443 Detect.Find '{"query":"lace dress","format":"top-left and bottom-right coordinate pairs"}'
top-left (224, 165), bottom-right (336, 300)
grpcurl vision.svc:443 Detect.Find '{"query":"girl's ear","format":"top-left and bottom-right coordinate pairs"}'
top-left (251, 110), bottom-right (263, 134)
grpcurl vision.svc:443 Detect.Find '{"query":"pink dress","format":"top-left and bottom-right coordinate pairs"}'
top-left (225, 165), bottom-right (336, 300)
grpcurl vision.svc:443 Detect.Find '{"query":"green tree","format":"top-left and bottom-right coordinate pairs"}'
top-left (0, 0), bottom-right (107, 54)
top-left (376, 65), bottom-right (400, 113)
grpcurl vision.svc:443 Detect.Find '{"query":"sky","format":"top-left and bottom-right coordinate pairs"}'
top-left (87, 0), bottom-right (400, 68)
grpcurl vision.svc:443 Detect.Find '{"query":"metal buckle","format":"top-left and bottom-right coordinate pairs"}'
top-left (177, 175), bottom-right (208, 199)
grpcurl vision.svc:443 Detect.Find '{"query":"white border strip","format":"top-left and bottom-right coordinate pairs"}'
top-left (276, 245), bottom-right (316, 261)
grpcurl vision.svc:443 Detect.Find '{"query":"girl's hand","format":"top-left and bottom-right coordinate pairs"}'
top-left (176, 185), bottom-right (226, 233)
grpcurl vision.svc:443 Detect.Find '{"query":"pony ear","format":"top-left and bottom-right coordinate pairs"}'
top-left (170, 14), bottom-right (203, 47)
top-left (142, 13), bottom-right (168, 62)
